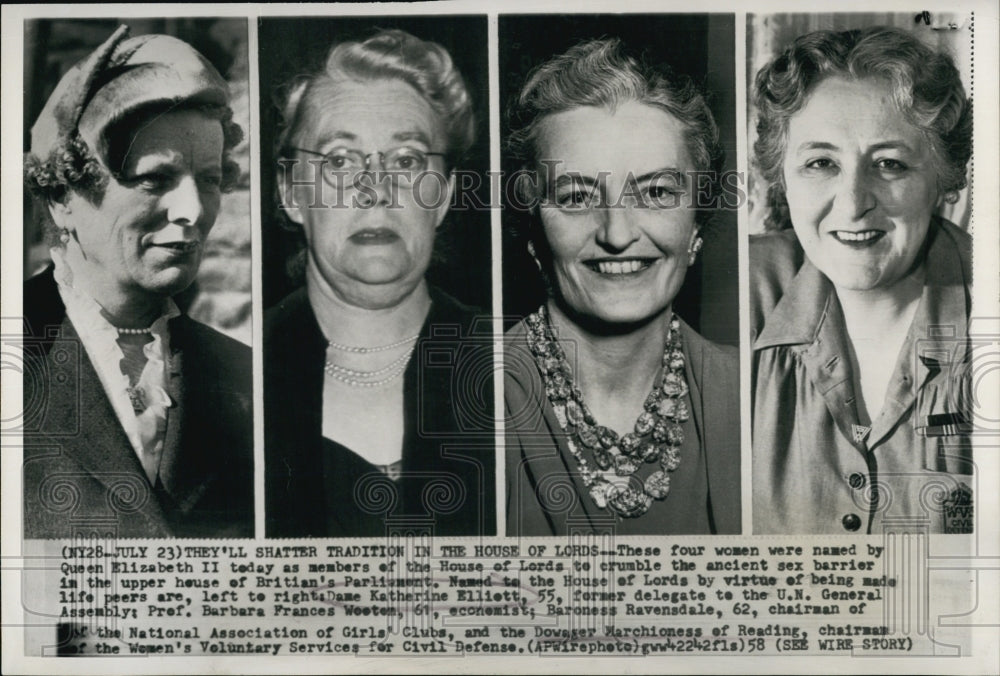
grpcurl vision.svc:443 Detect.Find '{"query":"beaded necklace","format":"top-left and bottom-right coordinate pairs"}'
top-left (324, 345), bottom-right (415, 388)
top-left (323, 333), bottom-right (421, 388)
top-left (524, 307), bottom-right (689, 518)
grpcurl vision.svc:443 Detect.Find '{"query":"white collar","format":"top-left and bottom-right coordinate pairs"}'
top-left (51, 248), bottom-right (180, 483)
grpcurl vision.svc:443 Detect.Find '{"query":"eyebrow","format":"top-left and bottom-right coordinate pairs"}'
top-left (793, 141), bottom-right (915, 154)
top-left (315, 131), bottom-right (358, 147)
top-left (314, 130), bottom-right (433, 148)
top-left (634, 167), bottom-right (686, 185)
top-left (392, 130), bottom-right (432, 146)
top-left (553, 173), bottom-right (597, 190)
top-left (551, 167), bottom-right (686, 187)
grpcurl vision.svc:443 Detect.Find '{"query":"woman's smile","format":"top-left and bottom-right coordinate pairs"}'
top-left (535, 101), bottom-right (699, 326)
top-left (583, 257), bottom-right (659, 277)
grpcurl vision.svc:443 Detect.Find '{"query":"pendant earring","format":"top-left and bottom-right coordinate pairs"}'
top-left (59, 229), bottom-right (70, 245)
top-left (688, 236), bottom-right (703, 265)
top-left (527, 240), bottom-right (542, 272)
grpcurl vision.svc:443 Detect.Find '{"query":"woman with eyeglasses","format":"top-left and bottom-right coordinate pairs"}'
top-left (264, 29), bottom-right (495, 537)
top-left (504, 39), bottom-right (740, 535)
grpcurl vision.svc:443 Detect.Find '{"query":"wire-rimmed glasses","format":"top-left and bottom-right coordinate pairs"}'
top-left (287, 146), bottom-right (447, 187)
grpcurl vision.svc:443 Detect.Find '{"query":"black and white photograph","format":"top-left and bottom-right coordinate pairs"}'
top-left (19, 18), bottom-right (254, 539)
top-left (1, 3), bottom-right (998, 675)
top-left (500, 15), bottom-right (742, 536)
top-left (747, 14), bottom-right (976, 535)
top-left (258, 16), bottom-right (496, 537)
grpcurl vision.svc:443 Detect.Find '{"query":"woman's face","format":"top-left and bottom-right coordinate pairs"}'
top-left (60, 109), bottom-right (224, 302)
top-left (534, 101), bottom-right (700, 327)
top-left (285, 78), bottom-right (453, 310)
top-left (781, 76), bottom-right (941, 293)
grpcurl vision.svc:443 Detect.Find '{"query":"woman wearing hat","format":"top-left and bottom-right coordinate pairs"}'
top-left (22, 25), bottom-right (253, 538)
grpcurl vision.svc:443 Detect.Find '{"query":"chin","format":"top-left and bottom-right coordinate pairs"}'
top-left (564, 299), bottom-right (667, 331)
top-left (140, 268), bottom-right (199, 297)
top-left (822, 266), bottom-right (890, 293)
top-left (348, 256), bottom-right (416, 285)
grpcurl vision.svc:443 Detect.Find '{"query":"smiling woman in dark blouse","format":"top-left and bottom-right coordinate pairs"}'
top-left (264, 29), bottom-right (494, 537)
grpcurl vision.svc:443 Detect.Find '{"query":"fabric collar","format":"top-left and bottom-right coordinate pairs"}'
top-left (51, 248), bottom-right (181, 333)
top-left (753, 218), bottom-right (970, 354)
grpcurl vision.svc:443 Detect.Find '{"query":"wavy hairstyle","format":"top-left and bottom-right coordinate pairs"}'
top-left (507, 37), bottom-right (723, 227)
top-left (276, 28), bottom-right (475, 169)
top-left (753, 26), bottom-right (972, 230)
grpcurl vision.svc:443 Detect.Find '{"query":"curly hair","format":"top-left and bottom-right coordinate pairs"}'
top-left (23, 134), bottom-right (108, 204)
top-left (507, 37), bottom-right (724, 227)
top-left (25, 101), bottom-right (243, 205)
top-left (753, 26), bottom-right (972, 230)
top-left (277, 28), bottom-right (475, 168)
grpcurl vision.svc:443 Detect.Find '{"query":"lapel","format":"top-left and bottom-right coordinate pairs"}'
top-left (399, 289), bottom-right (491, 523)
top-left (681, 319), bottom-right (706, 475)
top-left (269, 293), bottom-right (329, 534)
top-left (157, 318), bottom-right (199, 510)
top-left (507, 323), bottom-right (611, 535)
top-left (754, 259), bottom-right (864, 452)
top-left (679, 319), bottom-right (741, 533)
top-left (47, 317), bottom-right (170, 530)
top-left (868, 221), bottom-right (971, 450)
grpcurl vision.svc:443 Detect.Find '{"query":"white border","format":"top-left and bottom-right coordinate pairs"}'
top-left (3, 2), bottom-right (998, 675)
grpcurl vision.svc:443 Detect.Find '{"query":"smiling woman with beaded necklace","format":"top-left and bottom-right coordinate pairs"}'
top-left (504, 39), bottom-right (741, 535)
top-left (264, 28), bottom-right (495, 537)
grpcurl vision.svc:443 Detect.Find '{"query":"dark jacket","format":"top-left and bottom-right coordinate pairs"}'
top-left (22, 267), bottom-right (254, 538)
top-left (264, 286), bottom-right (496, 537)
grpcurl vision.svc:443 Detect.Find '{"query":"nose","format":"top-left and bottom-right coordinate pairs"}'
top-left (354, 171), bottom-right (393, 208)
top-left (595, 205), bottom-right (641, 252)
top-left (838, 165), bottom-right (876, 220)
top-left (165, 175), bottom-right (203, 226)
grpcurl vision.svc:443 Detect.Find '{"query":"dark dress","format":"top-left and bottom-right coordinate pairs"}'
top-left (264, 285), bottom-right (496, 537)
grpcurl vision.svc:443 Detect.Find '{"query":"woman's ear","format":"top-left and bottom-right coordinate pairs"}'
top-left (47, 194), bottom-right (73, 231)
top-left (688, 227), bottom-right (704, 266)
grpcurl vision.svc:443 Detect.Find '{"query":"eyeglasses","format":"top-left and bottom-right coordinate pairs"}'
top-left (287, 146), bottom-right (447, 186)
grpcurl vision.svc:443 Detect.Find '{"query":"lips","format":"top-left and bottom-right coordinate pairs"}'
top-left (350, 228), bottom-right (400, 245)
top-left (831, 230), bottom-right (886, 248)
top-left (149, 240), bottom-right (200, 254)
top-left (584, 258), bottom-right (656, 276)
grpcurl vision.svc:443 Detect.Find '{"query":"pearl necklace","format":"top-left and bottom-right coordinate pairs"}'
top-left (525, 307), bottom-right (689, 519)
top-left (324, 345), bottom-right (416, 388)
top-left (116, 326), bottom-right (152, 335)
top-left (328, 334), bottom-right (419, 354)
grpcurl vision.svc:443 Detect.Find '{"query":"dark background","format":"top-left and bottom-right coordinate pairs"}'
top-left (258, 16), bottom-right (492, 312)
top-left (499, 14), bottom-right (739, 346)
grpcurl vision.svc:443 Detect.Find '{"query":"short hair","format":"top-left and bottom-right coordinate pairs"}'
top-left (753, 26), bottom-right (972, 229)
top-left (277, 28), bottom-right (475, 167)
top-left (507, 37), bottom-right (723, 226)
